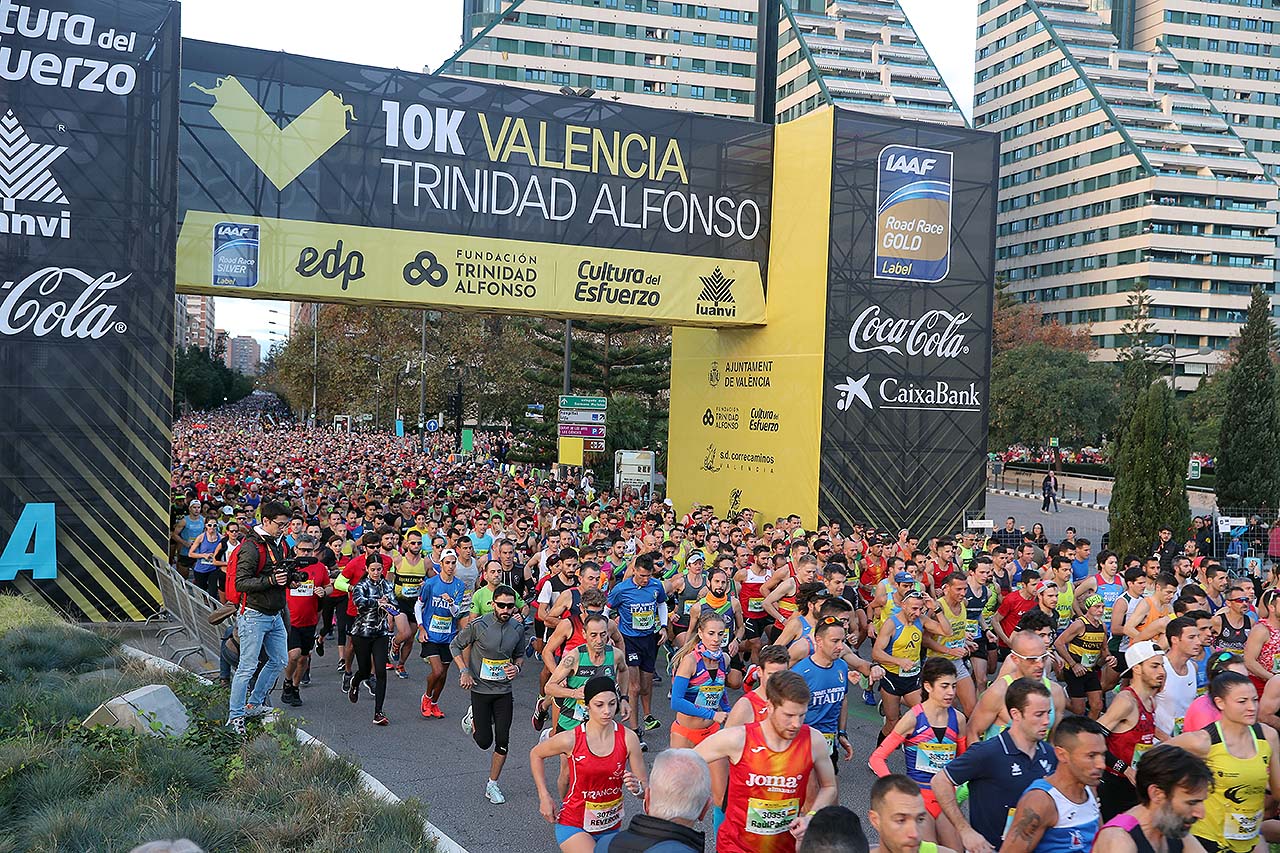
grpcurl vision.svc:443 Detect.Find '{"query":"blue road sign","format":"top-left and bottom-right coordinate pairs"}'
top-left (426, 419), bottom-right (439, 433)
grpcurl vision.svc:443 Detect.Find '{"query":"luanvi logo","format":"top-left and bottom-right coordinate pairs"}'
top-left (189, 77), bottom-right (355, 191)
top-left (0, 109), bottom-right (70, 240)
top-left (696, 267), bottom-right (735, 318)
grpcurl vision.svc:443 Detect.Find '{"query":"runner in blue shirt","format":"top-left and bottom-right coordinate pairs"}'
top-left (792, 617), bottom-right (852, 775)
top-left (607, 551), bottom-right (667, 748)
top-left (933, 678), bottom-right (1058, 853)
top-left (417, 548), bottom-right (466, 720)
top-left (999, 716), bottom-right (1105, 853)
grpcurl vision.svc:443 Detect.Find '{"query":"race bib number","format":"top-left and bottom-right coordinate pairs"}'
top-left (400, 584), bottom-right (420, 598)
top-left (480, 657), bottom-right (511, 681)
top-left (1173, 716), bottom-right (1184, 737)
top-left (1080, 652), bottom-right (1098, 669)
top-left (695, 684), bottom-right (724, 710)
top-left (914, 741), bottom-right (956, 775)
top-left (748, 596), bottom-right (764, 613)
top-left (899, 659), bottom-right (921, 678)
top-left (823, 731), bottom-right (836, 751)
top-left (945, 638), bottom-right (967, 655)
top-left (1272, 656), bottom-right (1280, 675)
top-left (1224, 810), bottom-right (1262, 842)
top-left (1132, 741), bottom-right (1152, 767)
top-left (584, 796), bottom-right (623, 833)
top-left (683, 599), bottom-right (694, 616)
top-left (630, 605), bottom-right (655, 632)
top-left (1003, 807), bottom-right (1018, 840)
top-left (570, 698), bottom-right (587, 721)
top-left (289, 581), bottom-right (315, 597)
top-left (429, 614), bottom-right (453, 636)
top-left (965, 620), bottom-right (981, 639)
top-left (745, 797), bottom-right (799, 836)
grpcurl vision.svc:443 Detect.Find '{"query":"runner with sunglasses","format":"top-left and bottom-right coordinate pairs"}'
top-left (873, 584), bottom-right (952, 743)
top-left (417, 547), bottom-right (466, 719)
top-left (966, 629), bottom-right (1067, 742)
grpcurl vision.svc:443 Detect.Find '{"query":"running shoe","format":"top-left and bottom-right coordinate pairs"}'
top-left (485, 779), bottom-right (505, 805)
top-left (348, 680), bottom-right (359, 704)
top-left (863, 688), bottom-right (876, 706)
top-left (643, 714), bottom-right (662, 731)
top-left (337, 659), bottom-right (346, 673)
top-left (431, 702), bottom-right (444, 719)
top-left (314, 635), bottom-right (325, 657)
top-left (635, 729), bottom-right (648, 752)
top-left (462, 706), bottom-right (474, 736)
top-left (395, 665), bottom-right (409, 679)
top-left (744, 663), bottom-right (761, 689)
top-left (373, 711), bottom-right (389, 726)
top-left (364, 679), bottom-right (376, 698)
top-left (385, 660), bottom-right (396, 670)
top-left (341, 673), bottom-right (352, 694)
top-left (532, 695), bottom-right (550, 731)
top-left (226, 717), bottom-right (246, 737)
top-left (301, 672), bottom-right (311, 686)
top-left (652, 671), bottom-right (663, 685)
top-left (421, 693), bottom-right (434, 718)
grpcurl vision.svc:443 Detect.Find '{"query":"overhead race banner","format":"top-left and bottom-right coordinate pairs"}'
top-left (176, 41), bottom-right (772, 327)
top-left (820, 111), bottom-right (998, 534)
top-left (0, 0), bottom-right (179, 620)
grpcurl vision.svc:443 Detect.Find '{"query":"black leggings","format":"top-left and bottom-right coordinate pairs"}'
top-left (470, 691), bottom-right (513, 755)
top-left (191, 570), bottom-right (222, 598)
top-left (318, 596), bottom-right (346, 642)
top-left (351, 635), bottom-right (388, 712)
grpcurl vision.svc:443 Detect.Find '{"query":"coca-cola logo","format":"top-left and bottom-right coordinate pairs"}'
top-left (0, 267), bottom-right (130, 338)
top-left (847, 305), bottom-right (971, 358)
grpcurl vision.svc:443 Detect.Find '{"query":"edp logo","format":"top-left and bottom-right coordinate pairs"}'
top-left (296, 240), bottom-right (365, 291)
top-left (0, 503), bottom-right (57, 582)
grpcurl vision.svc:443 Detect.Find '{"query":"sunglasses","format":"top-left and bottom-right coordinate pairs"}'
top-left (903, 590), bottom-right (926, 600)
top-left (493, 601), bottom-right (516, 610)
top-left (1012, 652), bottom-right (1052, 662)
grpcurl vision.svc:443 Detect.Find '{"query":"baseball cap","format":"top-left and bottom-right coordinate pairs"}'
top-left (663, 498), bottom-right (674, 507)
top-left (1083, 594), bottom-right (1103, 608)
top-left (1035, 580), bottom-right (1057, 594)
top-left (188, 499), bottom-right (201, 508)
top-left (688, 550), bottom-right (706, 564)
top-left (894, 571), bottom-right (914, 584)
top-left (1124, 640), bottom-right (1164, 673)
top-left (221, 506), bottom-right (234, 516)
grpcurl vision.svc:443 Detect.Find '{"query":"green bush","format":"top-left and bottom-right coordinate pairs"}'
top-left (0, 607), bottom-right (434, 852)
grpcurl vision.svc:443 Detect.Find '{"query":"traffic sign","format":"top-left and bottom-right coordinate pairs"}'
top-left (559, 395), bottom-right (607, 410)
top-left (559, 409), bottom-right (607, 424)
top-left (425, 419), bottom-right (439, 433)
top-left (1188, 458), bottom-right (1201, 480)
top-left (584, 438), bottom-right (606, 452)
top-left (559, 424), bottom-right (605, 438)
top-left (1049, 437), bottom-right (1059, 448)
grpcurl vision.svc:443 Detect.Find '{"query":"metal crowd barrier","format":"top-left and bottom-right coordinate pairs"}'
top-left (150, 562), bottom-right (224, 667)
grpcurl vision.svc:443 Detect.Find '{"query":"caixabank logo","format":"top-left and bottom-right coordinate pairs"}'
top-left (875, 145), bottom-right (953, 283)
top-left (696, 267), bottom-right (735, 318)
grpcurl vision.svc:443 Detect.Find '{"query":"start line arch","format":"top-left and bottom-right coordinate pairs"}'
top-left (0, 0), bottom-right (998, 621)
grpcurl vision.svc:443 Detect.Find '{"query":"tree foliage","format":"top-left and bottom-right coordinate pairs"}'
top-left (1182, 370), bottom-right (1230, 457)
top-left (1108, 381), bottom-right (1191, 557)
top-left (989, 342), bottom-right (1117, 448)
top-left (992, 277), bottom-right (1093, 357)
top-left (174, 345), bottom-right (254, 413)
top-left (1215, 286), bottom-right (1280, 512)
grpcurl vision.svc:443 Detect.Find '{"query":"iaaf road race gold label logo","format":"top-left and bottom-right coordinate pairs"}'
top-left (875, 145), bottom-right (953, 283)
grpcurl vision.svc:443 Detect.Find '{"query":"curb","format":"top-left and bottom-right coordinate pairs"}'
top-left (987, 487), bottom-right (1107, 511)
top-left (119, 645), bottom-right (468, 853)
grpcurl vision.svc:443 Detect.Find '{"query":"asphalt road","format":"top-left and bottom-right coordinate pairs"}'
top-left (281, 493), bottom-right (1111, 853)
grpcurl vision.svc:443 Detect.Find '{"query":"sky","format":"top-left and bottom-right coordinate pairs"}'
top-left (184, 0), bottom-right (978, 350)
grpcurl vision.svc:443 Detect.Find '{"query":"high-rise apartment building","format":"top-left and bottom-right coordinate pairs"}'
top-left (290, 302), bottom-right (318, 334)
top-left (443, 0), bottom-right (762, 118)
top-left (1131, 0), bottom-right (1280, 183)
top-left (777, 0), bottom-right (967, 125)
top-left (215, 329), bottom-right (230, 366)
top-left (184, 295), bottom-right (217, 353)
top-left (174, 295), bottom-right (190, 351)
top-left (975, 0), bottom-right (1279, 389)
top-left (227, 336), bottom-right (261, 376)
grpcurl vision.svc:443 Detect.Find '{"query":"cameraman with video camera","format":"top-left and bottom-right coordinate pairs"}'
top-left (227, 501), bottom-right (295, 734)
top-left (281, 534), bottom-right (331, 707)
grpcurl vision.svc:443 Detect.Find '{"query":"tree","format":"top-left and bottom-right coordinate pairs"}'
top-left (1182, 370), bottom-right (1230, 457)
top-left (989, 342), bottom-right (1118, 449)
top-left (1215, 286), bottom-right (1280, 512)
top-left (173, 345), bottom-right (254, 413)
top-left (992, 276), bottom-right (1093, 356)
top-left (1108, 381), bottom-right (1191, 557)
top-left (1114, 281), bottom-right (1159, 450)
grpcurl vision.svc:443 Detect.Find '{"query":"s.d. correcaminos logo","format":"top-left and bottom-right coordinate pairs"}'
top-left (189, 76), bottom-right (355, 190)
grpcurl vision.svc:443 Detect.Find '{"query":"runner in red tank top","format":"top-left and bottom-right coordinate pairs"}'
top-left (1097, 640), bottom-right (1164, 820)
top-left (695, 669), bottom-right (837, 853)
top-left (530, 676), bottom-right (647, 852)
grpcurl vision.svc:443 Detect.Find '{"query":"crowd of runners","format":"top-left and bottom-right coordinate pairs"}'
top-left (170, 396), bottom-right (1280, 853)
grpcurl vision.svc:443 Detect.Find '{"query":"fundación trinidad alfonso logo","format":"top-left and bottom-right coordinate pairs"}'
top-left (696, 268), bottom-right (736, 319)
top-left (0, 108), bottom-right (71, 240)
top-left (189, 77), bottom-right (356, 191)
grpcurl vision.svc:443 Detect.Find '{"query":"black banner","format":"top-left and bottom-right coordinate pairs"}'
top-left (819, 111), bottom-right (999, 535)
top-left (0, 0), bottom-right (179, 620)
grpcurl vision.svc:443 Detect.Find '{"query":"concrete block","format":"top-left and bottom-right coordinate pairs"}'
top-left (81, 683), bottom-right (191, 737)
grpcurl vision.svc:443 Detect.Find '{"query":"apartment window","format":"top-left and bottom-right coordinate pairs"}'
top-left (715, 34), bottom-right (729, 49)
top-left (579, 19), bottom-right (594, 32)
top-left (552, 71), bottom-right (571, 85)
top-left (692, 32), bottom-right (706, 45)
top-left (526, 13), bottom-right (546, 25)
top-left (715, 60), bottom-right (729, 74)
top-left (598, 48), bottom-right (615, 62)
top-left (579, 47), bottom-right (593, 60)
top-left (690, 85), bottom-right (705, 98)
top-left (524, 68), bottom-right (546, 82)
top-left (599, 22), bottom-right (615, 35)
top-left (719, 9), bottom-right (739, 22)
top-left (556, 16), bottom-right (571, 29)
top-left (669, 56), bottom-right (679, 68)
top-left (731, 36), bottom-right (752, 50)
top-left (646, 1), bottom-right (657, 11)
top-left (672, 3), bottom-right (683, 13)
top-left (595, 76), bottom-right (613, 89)
top-left (625, 24), bottom-right (637, 38)
top-left (691, 58), bottom-right (705, 71)
top-left (671, 29), bottom-right (680, 42)
top-left (695, 5), bottom-right (707, 18)
top-left (525, 41), bottom-right (545, 56)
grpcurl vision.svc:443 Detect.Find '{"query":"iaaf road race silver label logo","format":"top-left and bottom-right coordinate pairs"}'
top-left (0, 267), bottom-right (131, 338)
top-left (0, 108), bottom-right (71, 240)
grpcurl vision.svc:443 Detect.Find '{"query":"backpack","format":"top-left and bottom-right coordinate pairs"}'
top-left (224, 539), bottom-right (269, 606)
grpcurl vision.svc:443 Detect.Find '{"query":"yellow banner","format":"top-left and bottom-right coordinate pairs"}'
top-left (667, 109), bottom-right (835, 528)
top-left (176, 211), bottom-right (765, 328)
